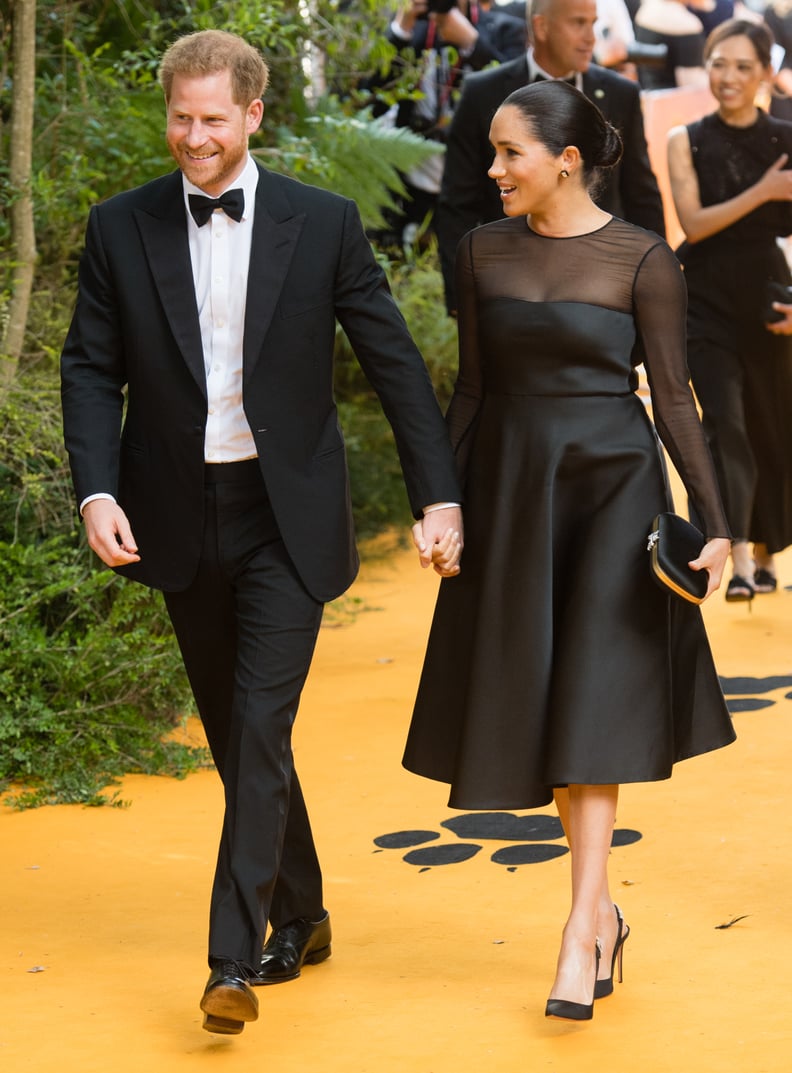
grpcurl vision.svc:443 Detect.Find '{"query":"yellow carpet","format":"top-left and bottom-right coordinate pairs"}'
top-left (3, 538), bottom-right (791, 1072)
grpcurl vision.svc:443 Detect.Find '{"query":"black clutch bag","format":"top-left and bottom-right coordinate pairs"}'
top-left (763, 280), bottom-right (792, 324)
top-left (646, 513), bottom-right (707, 604)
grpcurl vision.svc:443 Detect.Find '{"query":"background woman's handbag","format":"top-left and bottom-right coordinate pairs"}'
top-left (646, 513), bottom-right (707, 604)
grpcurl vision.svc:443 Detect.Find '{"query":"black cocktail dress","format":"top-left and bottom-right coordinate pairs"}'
top-left (404, 217), bottom-right (736, 810)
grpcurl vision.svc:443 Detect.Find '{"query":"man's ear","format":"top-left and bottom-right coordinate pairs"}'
top-left (247, 98), bottom-right (264, 135)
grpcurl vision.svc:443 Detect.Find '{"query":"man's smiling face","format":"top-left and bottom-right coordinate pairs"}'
top-left (165, 69), bottom-right (262, 196)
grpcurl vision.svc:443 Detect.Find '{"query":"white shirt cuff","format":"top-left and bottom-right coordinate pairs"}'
top-left (422, 502), bottom-right (461, 514)
top-left (79, 492), bottom-right (117, 517)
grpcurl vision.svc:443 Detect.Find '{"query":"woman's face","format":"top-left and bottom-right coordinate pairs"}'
top-left (706, 35), bottom-right (771, 113)
top-left (488, 105), bottom-right (564, 218)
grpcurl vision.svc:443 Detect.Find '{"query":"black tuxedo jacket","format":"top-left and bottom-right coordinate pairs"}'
top-left (61, 164), bottom-right (461, 602)
top-left (435, 56), bottom-right (666, 310)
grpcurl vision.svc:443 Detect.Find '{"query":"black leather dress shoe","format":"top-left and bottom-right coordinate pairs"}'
top-left (253, 912), bottom-right (332, 985)
top-left (200, 960), bottom-right (259, 1034)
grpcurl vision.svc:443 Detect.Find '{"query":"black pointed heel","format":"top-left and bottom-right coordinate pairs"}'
top-left (545, 940), bottom-right (601, 1021)
top-left (594, 903), bottom-right (630, 1000)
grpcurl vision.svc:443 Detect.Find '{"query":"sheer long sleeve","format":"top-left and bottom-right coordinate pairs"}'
top-left (633, 241), bottom-right (730, 538)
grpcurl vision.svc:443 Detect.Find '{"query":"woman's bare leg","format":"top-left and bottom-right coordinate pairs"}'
top-left (548, 784), bottom-right (619, 1006)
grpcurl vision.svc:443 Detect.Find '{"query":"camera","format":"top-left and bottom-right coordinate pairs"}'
top-left (427, 0), bottom-right (457, 13)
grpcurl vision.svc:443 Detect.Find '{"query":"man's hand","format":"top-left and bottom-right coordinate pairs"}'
top-left (412, 506), bottom-right (463, 577)
top-left (434, 7), bottom-right (479, 50)
top-left (396, 0), bottom-right (429, 34)
top-left (82, 499), bottom-right (141, 567)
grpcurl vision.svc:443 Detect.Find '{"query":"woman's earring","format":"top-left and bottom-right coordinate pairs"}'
top-left (560, 169), bottom-right (569, 178)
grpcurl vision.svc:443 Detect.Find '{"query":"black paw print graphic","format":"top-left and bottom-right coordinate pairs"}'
top-left (373, 675), bottom-right (791, 870)
top-left (720, 674), bottom-right (792, 712)
top-left (374, 812), bottom-right (641, 871)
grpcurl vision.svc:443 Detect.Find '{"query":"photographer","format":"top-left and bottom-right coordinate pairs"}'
top-left (369, 0), bottom-right (526, 245)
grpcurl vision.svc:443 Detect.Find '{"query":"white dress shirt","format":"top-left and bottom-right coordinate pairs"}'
top-left (184, 154), bottom-right (260, 463)
top-left (527, 48), bottom-right (583, 91)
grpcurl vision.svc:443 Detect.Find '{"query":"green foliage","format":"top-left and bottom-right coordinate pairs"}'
top-left (261, 96), bottom-right (443, 230)
top-left (0, 536), bottom-right (204, 809)
top-left (0, 350), bottom-right (77, 544)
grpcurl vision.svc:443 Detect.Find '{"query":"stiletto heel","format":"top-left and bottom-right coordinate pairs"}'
top-left (545, 940), bottom-right (601, 1021)
top-left (594, 903), bottom-right (630, 1000)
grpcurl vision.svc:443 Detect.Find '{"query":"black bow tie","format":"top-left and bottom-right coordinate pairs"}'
top-left (533, 74), bottom-right (577, 86)
top-left (188, 188), bottom-right (245, 226)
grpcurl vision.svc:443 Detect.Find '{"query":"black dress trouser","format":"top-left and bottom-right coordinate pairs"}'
top-left (164, 460), bottom-right (325, 970)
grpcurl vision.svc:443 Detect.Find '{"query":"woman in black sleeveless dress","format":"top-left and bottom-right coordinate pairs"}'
top-left (668, 18), bottom-right (792, 600)
top-left (406, 81), bottom-right (734, 1021)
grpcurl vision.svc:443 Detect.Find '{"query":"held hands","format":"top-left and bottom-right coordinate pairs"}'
top-left (82, 499), bottom-right (141, 567)
top-left (413, 506), bottom-right (463, 577)
top-left (766, 300), bottom-right (792, 335)
top-left (688, 536), bottom-right (730, 600)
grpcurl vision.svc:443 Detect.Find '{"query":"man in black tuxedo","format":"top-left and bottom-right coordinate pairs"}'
top-left (435, 0), bottom-right (666, 312)
top-left (61, 30), bottom-right (462, 1035)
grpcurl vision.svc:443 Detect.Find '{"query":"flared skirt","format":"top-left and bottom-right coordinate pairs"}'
top-left (404, 393), bottom-right (735, 809)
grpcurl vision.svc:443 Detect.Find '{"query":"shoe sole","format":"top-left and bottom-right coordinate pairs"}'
top-left (202, 1014), bottom-right (245, 1035)
top-left (252, 943), bottom-right (331, 986)
top-left (200, 983), bottom-right (258, 1034)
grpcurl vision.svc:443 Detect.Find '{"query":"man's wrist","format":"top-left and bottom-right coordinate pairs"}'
top-left (391, 16), bottom-right (414, 39)
top-left (80, 492), bottom-right (117, 517)
top-left (422, 501), bottom-right (461, 515)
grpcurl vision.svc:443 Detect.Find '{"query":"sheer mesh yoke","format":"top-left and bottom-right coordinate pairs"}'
top-left (448, 216), bottom-right (729, 538)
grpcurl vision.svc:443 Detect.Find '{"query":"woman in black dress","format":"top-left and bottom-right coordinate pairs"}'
top-left (668, 18), bottom-right (792, 600)
top-left (406, 81), bottom-right (735, 1021)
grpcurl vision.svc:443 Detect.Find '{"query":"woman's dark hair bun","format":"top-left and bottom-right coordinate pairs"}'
top-left (594, 124), bottom-right (624, 170)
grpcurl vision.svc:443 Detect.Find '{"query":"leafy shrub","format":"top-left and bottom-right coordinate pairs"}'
top-left (0, 536), bottom-right (202, 808)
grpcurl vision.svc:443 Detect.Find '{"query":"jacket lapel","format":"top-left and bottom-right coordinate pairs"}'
top-left (133, 165), bottom-right (305, 391)
top-left (242, 165), bottom-right (305, 384)
top-left (134, 172), bottom-right (207, 395)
